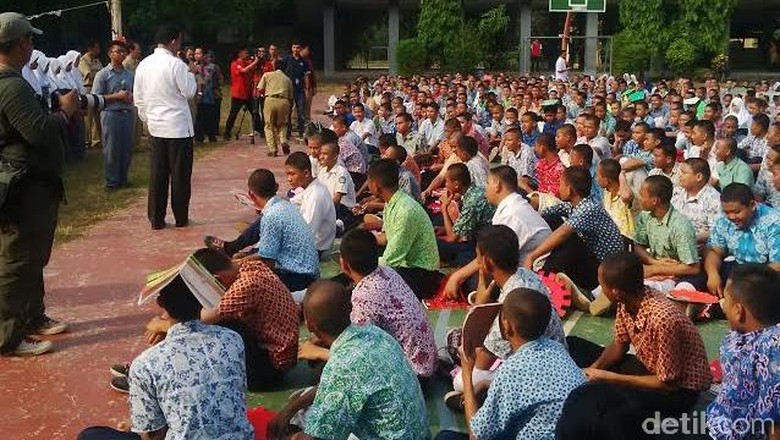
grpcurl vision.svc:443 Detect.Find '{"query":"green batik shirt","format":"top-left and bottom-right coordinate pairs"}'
top-left (304, 325), bottom-right (429, 440)
top-left (452, 185), bottom-right (495, 239)
top-left (635, 207), bottom-right (699, 264)
top-left (379, 190), bottom-right (439, 270)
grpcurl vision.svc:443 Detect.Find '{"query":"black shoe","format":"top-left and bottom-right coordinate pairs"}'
top-left (281, 143), bottom-right (291, 155)
top-left (175, 220), bottom-right (189, 228)
top-left (110, 363), bottom-right (130, 378)
top-left (110, 376), bottom-right (129, 394)
top-left (151, 222), bottom-right (166, 230)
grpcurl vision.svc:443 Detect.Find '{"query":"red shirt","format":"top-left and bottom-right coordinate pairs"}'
top-left (230, 59), bottom-right (254, 100)
top-left (535, 155), bottom-right (566, 196)
top-left (531, 41), bottom-right (542, 57)
top-left (217, 260), bottom-right (299, 371)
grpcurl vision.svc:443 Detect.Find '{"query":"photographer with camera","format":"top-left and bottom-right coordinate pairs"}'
top-left (92, 40), bottom-right (135, 191)
top-left (223, 47), bottom-right (260, 141)
top-left (0, 12), bottom-right (79, 356)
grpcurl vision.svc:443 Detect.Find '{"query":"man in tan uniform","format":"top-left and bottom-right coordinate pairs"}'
top-left (79, 41), bottom-right (103, 148)
top-left (256, 59), bottom-right (292, 157)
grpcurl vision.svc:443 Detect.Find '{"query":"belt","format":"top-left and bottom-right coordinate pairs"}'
top-left (267, 94), bottom-right (289, 99)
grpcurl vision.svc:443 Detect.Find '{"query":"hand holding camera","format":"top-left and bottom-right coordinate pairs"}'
top-left (57, 89), bottom-right (80, 118)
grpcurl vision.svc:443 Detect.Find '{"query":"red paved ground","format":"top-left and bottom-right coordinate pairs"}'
top-left (0, 107), bottom-right (329, 439)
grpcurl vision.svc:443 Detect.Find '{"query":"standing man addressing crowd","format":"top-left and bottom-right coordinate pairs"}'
top-left (0, 12), bottom-right (78, 356)
top-left (134, 25), bottom-right (197, 230)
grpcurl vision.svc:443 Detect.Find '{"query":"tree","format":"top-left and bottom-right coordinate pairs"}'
top-left (416, 0), bottom-right (464, 66)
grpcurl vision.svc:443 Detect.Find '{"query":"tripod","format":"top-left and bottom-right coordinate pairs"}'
top-left (234, 106), bottom-right (255, 145)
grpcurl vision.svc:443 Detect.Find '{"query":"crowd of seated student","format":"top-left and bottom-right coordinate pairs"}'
top-left (80, 72), bottom-right (780, 439)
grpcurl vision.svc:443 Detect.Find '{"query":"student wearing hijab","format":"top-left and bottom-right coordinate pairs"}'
top-left (48, 57), bottom-right (86, 162)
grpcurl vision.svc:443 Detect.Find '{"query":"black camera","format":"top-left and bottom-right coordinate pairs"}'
top-left (49, 89), bottom-right (106, 113)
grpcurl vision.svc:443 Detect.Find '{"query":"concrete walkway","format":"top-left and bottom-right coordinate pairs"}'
top-left (0, 117), bottom-right (317, 439)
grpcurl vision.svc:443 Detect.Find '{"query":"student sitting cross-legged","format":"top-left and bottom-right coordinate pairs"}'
top-left (634, 175), bottom-right (702, 290)
top-left (706, 264), bottom-right (780, 439)
top-left (79, 277), bottom-right (254, 440)
top-left (436, 163), bottom-right (495, 267)
top-left (297, 229), bottom-right (438, 378)
top-left (567, 252), bottom-right (712, 419)
top-left (448, 225), bottom-right (567, 408)
top-left (368, 159), bottom-right (442, 299)
top-left (436, 288), bottom-right (585, 440)
top-left (268, 280), bottom-right (429, 440)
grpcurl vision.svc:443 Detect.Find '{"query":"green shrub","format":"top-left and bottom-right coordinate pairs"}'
top-left (397, 38), bottom-right (428, 75)
top-left (665, 36), bottom-right (697, 75)
top-left (612, 31), bottom-right (652, 75)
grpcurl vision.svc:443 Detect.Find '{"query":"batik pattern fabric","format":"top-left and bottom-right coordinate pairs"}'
top-left (708, 204), bottom-right (780, 264)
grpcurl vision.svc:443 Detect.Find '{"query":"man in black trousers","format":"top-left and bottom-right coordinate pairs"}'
top-left (134, 25), bottom-right (197, 229)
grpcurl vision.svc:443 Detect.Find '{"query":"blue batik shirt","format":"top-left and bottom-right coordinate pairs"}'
top-left (257, 196), bottom-right (320, 277)
top-left (471, 338), bottom-right (586, 440)
top-left (707, 323), bottom-right (780, 440)
top-left (129, 321), bottom-right (254, 440)
top-left (522, 129), bottom-right (540, 147)
top-left (708, 204), bottom-right (780, 265)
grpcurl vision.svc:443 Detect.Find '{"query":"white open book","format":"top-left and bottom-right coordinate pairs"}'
top-left (138, 254), bottom-right (224, 309)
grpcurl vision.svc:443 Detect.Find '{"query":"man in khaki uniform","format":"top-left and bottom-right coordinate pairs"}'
top-left (256, 59), bottom-right (292, 157)
top-left (79, 41), bottom-right (103, 148)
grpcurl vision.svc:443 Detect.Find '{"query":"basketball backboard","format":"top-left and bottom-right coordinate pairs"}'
top-left (549, 0), bottom-right (606, 13)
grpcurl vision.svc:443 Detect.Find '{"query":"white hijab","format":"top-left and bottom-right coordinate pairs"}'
top-left (32, 52), bottom-right (56, 92)
top-left (46, 58), bottom-right (71, 90)
top-left (65, 50), bottom-right (85, 93)
top-left (22, 56), bottom-right (42, 95)
top-left (727, 96), bottom-right (750, 128)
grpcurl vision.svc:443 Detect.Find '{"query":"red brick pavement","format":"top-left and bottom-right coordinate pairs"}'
top-left (0, 103), bottom-right (331, 439)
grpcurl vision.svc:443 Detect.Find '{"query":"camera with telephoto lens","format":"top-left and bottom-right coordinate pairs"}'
top-left (49, 89), bottom-right (106, 113)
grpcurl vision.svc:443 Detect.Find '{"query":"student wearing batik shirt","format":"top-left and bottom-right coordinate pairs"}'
top-left (522, 132), bottom-right (565, 198)
top-left (755, 143), bottom-right (780, 208)
top-left (500, 127), bottom-right (536, 187)
top-left (331, 115), bottom-right (367, 184)
top-left (454, 135), bottom-right (489, 188)
top-left (707, 264), bottom-right (780, 440)
top-left (737, 113), bottom-right (770, 169)
top-left (79, 278), bottom-right (254, 440)
top-left (648, 141), bottom-right (682, 187)
top-left (714, 137), bottom-right (755, 189)
top-left (271, 281), bottom-right (429, 440)
top-left (437, 288), bottom-right (585, 440)
top-left (634, 176), bottom-right (701, 286)
top-left (525, 166), bottom-right (625, 290)
top-left (437, 163), bottom-right (495, 267)
top-left (193, 249), bottom-right (299, 390)
top-left (620, 124), bottom-right (657, 198)
top-left (567, 252), bottom-right (712, 419)
top-left (338, 230), bottom-right (437, 377)
top-left (705, 184), bottom-right (780, 297)
top-left (671, 158), bottom-right (721, 246)
top-left (448, 226), bottom-right (568, 403)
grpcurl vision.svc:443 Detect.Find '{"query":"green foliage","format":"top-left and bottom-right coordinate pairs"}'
top-left (665, 36), bottom-right (698, 74)
top-left (618, 0), bottom-right (737, 73)
top-left (474, 4), bottom-right (511, 70)
top-left (416, 0), bottom-right (464, 63)
top-left (611, 31), bottom-right (652, 75)
top-left (397, 38), bottom-right (428, 76)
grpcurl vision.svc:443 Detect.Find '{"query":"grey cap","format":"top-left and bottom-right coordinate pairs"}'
top-left (0, 12), bottom-right (43, 44)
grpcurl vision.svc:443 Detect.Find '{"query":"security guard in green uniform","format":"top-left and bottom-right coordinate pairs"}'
top-left (0, 12), bottom-right (79, 356)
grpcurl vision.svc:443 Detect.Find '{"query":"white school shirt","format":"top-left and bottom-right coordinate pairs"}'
top-left (419, 117), bottom-right (445, 148)
top-left (309, 155), bottom-right (321, 178)
top-left (555, 56), bottom-right (569, 81)
top-left (318, 163), bottom-right (357, 208)
top-left (492, 193), bottom-right (552, 261)
top-left (133, 47), bottom-right (197, 138)
top-left (350, 118), bottom-right (378, 147)
top-left (299, 179), bottom-right (337, 252)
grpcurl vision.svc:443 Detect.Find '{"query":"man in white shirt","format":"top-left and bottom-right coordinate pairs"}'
top-left (285, 152), bottom-right (336, 253)
top-left (418, 102), bottom-right (445, 151)
top-left (318, 137), bottom-right (358, 229)
top-left (443, 165), bottom-right (551, 297)
top-left (555, 50), bottom-right (569, 82)
top-left (134, 25), bottom-right (197, 230)
top-left (576, 114), bottom-right (612, 161)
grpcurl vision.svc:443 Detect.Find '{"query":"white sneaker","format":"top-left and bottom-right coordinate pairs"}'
top-left (13, 337), bottom-right (53, 356)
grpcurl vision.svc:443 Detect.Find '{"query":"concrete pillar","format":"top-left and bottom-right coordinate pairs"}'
top-left (323, 1), bottom-right (335, 77)
top-left (518, 3), bottom-right (532, 74)
top-left (388, 0), bottom-right (400, 75)
top-left (584, 12), bottom-right (599, 75)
